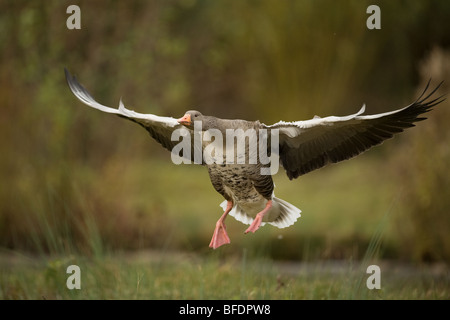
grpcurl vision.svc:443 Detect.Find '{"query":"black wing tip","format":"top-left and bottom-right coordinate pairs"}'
top-left (64, 68), bottom-right (91, 97)
top-left (64, 67), bottom-right (73, 82)
top-left (405, 80), bottom-right (446, 120)
top-left (64, 67), bottom-right (70, 82)
top-left (416, 79), bottom-right (446, 106)
top-left (64, 67), bottom-right (78, 89)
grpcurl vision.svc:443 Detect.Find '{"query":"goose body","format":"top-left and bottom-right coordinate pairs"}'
top-left (65, 68), bottom-right (444, 249)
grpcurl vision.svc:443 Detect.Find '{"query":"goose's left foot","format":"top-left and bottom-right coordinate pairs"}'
top-left (245, 200), bottom-right (272, 234)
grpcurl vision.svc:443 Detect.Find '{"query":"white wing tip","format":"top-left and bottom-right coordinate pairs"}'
top-left (119, 98), bottom-right (125, 111)
top-left (118, 98), bottom-right (135, 117)
top-left (359, 104), bottom-right (366, 114)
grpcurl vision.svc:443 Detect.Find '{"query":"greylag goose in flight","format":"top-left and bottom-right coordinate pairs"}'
top-left (65, 68), bottom-right (444, 249)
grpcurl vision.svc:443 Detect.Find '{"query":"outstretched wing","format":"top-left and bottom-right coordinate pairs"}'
top-left (65, 68), bottom-right (202, 164)
top-left (264, 81), bottom-right (445, 180)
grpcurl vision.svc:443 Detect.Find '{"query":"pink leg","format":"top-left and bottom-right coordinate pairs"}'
top-left (245, 200), bottom-right (272, 234)
top-left (209, 201), bottom-right (233, 249)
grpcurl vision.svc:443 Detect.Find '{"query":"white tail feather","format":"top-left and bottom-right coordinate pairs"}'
top-left (219, 196), bottom-right (301, 229)
top-left (268, 197), bottom-right (301, 228)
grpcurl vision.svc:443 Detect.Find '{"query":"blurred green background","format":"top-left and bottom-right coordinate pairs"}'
top-left (1, 0), bottom-right (449, 263)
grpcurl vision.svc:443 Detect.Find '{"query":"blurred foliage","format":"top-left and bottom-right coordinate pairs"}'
top-left (392, 47), bottom-right (450, 262)
top-left (0, 0), bottom-right (449, 261)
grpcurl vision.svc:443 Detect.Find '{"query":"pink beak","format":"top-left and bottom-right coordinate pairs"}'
top-left (177, 114), bottom-right (192, 125)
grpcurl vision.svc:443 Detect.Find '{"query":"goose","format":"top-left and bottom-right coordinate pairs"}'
top-left (65, 68), bottom-right (444, 249)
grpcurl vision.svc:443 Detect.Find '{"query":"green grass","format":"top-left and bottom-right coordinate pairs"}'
top-left (1, 250), bottom-right (448, 300)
